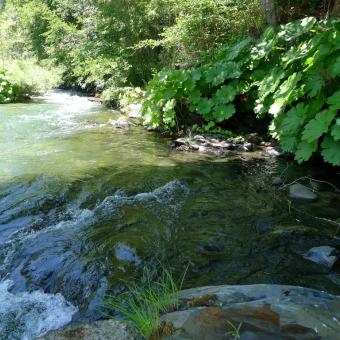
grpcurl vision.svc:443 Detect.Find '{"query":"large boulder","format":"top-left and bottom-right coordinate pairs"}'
top-left (37, 319), bottom-right (136, 340)
top-left (162, 284), bottom-right (340, 340)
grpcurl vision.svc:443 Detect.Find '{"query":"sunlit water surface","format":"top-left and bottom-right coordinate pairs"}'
top-left (0, 90), bottom-right (339, 339)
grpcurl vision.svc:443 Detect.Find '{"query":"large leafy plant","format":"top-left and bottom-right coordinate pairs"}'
top-left (143, 17), bottom-right (340, 166)
top-left (0, 70), bottom-right (18, 104)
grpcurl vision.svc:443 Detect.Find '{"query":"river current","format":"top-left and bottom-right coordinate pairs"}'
top-left (0, 91), bottom-right (339, 339)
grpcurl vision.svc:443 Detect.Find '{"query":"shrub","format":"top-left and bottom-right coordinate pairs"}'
top-left (142, 17), bottom-right (340, 166)
top-left (5, 59), bottom-right (61, 95)
top-left (0, 70), bottom-right (19, 103)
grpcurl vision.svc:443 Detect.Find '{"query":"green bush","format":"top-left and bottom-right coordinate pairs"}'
top-left (0, 70), bottom-right (19, 103)
top-left (142, 17), bottom-right (340, 166)
top-left (5, 59), bottom-right (61, 95)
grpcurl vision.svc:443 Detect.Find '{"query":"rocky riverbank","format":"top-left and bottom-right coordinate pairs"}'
top-left (38, 284), bottom-right (340, 340)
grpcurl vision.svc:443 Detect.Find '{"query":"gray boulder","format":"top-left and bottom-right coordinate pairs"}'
top-left (303, 246), bottom-right (339, 269)
top-left (163, 284), bottom-right (340, 340)
top-left (289, 183), bottom-right (318, 201)
top-left (37, 319), bottom-right (136, 340)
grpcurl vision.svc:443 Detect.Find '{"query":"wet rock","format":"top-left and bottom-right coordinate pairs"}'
top-left (162, 284), bottom-right (340, 340)
top-left (272, 177), bottom-right (283, 186)
top-left (219, 141), bottom-right (232, 149)
top-left (121, 103), bottom-right (142, 119)
top-left (246, 133), bottom-right (263, 145)
top-left (303, 246), bottom-right (339, 269)
top-left (242, 142), bottom-right (254, 152)
top-left (265, 146), bottom-right (280, 157)
top-left (176, 145), bottom-right (190, 152)
top-left (110, 117), bottom-right (131, 129)
top-left (289, 184), bottom-right (318, 202)
top-left (174, 138), bottom-right (187, 147)
top-left (37, 319), bottom-right (136, 340)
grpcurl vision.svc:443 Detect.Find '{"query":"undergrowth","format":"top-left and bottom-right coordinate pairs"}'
top-left (143, 17), bottom-right (340, 166)
top-left (106, 267), bottom-right (187, 339)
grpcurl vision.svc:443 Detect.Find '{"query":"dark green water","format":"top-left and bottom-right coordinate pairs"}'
top-left (0, 91), bottom-right (339, 339)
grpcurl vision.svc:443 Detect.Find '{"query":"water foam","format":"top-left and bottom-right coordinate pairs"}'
top-left (0, 280), bottom-right (77, 340)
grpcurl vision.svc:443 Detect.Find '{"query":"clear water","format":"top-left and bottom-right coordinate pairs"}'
top-left (0, 90), bottom-right (339, 339)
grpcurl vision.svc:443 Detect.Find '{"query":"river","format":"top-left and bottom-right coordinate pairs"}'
top-left (0, 91), bottom-right (339, 339)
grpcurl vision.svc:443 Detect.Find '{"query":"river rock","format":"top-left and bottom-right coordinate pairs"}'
top-left (303, 246), bottom-right (339, 269)
top-left (272, 177), bottom-right (284, 186)
top-left (110, 117), bottom-right (131, 128)
top-left (174, 138), bottom-right (187, 146)
top-left (37, 319), bottom-right (136, 340)
top-left (121, 103), bottom-right (142, 119)
top-left (289, 184), bottom-right (318, 201)
top-left (163, 284), bottom-right (340, 340)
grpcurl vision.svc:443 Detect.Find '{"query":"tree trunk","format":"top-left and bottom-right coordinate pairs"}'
top-left (331, 0), bottom-right (340, 16)
top-left (260, 0), bottom-right (277, 25)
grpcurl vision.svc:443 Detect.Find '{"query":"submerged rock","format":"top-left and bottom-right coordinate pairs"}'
top-left (272, 177), bottom-right (283, 186)
top-left (303, 246), bottom-right (339, 269)
top-left (289, 183), bottom-right (318, 202)
top-left (110, 117), bottom-right (131, 129)
top-left (163, 284), bottom-right (340, 340)
top-left (37, 319), bottom-right (136, 340)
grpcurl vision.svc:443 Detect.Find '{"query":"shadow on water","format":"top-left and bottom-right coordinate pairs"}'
top-left (0, 91), bottom-right (339, 338)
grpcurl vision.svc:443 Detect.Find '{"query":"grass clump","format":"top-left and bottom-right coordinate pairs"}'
top-left (106, 266), bottom-right (187, 339)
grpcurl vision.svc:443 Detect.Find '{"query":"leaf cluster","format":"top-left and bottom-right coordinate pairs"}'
top-left (143, 17), bottom-right (340, 166)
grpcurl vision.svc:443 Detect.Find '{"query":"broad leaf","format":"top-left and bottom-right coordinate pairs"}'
top-left (321, 134), bottom-right (340, 165)
top-left (327, 90), bottom-right (340, 111)
top-left (212, 85), bottom-right (237, 105)
top-left (302, 109), bottom-right (336, 143)
top-left (278, 17), bottom-right (317, 42)
top-left (331, 119), bottom-right (340, 141)
top-left (212, 103), bottom-right (236, 122)
top-left (294, 140), bottom-right (318, 163)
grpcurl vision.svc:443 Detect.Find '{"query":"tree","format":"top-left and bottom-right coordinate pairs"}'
top-left (260, 0), bottom-right (276, 25)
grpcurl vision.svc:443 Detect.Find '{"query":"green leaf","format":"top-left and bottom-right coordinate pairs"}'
top-left (302, 109), bottom-right (336, 143)
top-left (269, 72), bottom-right (302, 115)
top-left (294, 140), bottom-right (318, 163)
top-left (327, 90), bottom-right (340, 111)
top-left (331, 118), bottom-right (340, 141)
top-left (212, 103), bottom-right (236, 122)
top-left (279, 103), bottom-right (308, 134)
top-left (257, 67), bottom-right (285, 101)
top-left (212, 85), bottom-right (237, 105)
top-left (205, 62), bottom-right (241, 86)
top-left (321, 134), bottom-right (340, 165)
top-left (224, 38), bottom-right (251, 61)
top-left (278, 17), bottom-right (317, 42)
top-left (304, 71), bottom-right (325, 98)
top-left (280, 135), bottom-right (298, 152)
top-left (196, 98), bottom-right (213, 115)
top-left (328, 55), bottom-right (340, 78)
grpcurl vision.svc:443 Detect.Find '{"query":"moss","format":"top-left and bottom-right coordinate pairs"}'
top-left (187, 294), bottom-right (218, 308)
top-left (148, 320), bottom-right (176, 340)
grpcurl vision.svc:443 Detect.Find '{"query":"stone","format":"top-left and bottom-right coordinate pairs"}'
top-left (176, 145), bottom-right (190, 152)
top-left (110, 117), bottom-right (131, 128)
top-left (121, 103), bottom-right (142, 119)
top-left (265, 146), bottom-right (280, 157)
top-left (303, 246), bottom-right (339, 269)
top-left (37, 319), bottom-right (136, 340)
top-left (218, 141), bottom-right (232, 149)
top-left (242, 142), bottom-right (254, 152)
top-left (246, 133), bottom-right (262, 145)
top-left (162, 284), bottom-right (340, 340)
top-left (174, 138), bottom-right (187, 146)
top-left (272, 177), bottom-right (283, 186)
top-left (289, 184), bottom-right (318, 202)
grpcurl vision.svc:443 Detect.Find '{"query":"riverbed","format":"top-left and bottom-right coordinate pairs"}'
top-left (0, 91), bottom-right (339, 339)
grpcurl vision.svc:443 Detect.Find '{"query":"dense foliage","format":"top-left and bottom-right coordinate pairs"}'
top-left (143, 17), bottom-right (340, 166)
top-left (0, 0), bottom-right (265, 92)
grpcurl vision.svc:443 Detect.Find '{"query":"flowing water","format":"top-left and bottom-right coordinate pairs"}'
top-left (0, 91), bottom-right (339, 339)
